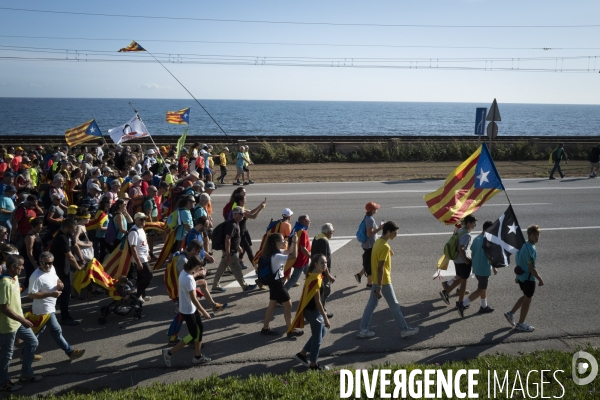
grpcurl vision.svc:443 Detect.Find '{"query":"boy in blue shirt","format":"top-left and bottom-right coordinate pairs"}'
top-left (504, 225), bottom-right (544, 332)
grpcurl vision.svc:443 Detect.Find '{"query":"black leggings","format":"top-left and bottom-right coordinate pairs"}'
top-left (238, 232), bottom-right (254, 263)
top-left (182, 311), bottom-right (204, 344)
top-left (135, 262), bottom-right (153, 297)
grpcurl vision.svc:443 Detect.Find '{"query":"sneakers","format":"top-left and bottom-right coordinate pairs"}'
top-left (223, 270), bottom-right (233, 276)
top-left (294, 352), bottom-right (309, 367)
top-left (212, 303), bottom-right (228, 312)
top-left (212, 287), bottom-right (227, 293)
top-left (248, 180), bottom-right (255, 184)
top-left (243, 182), bottom-right (250, 186)
top-left (478, 306), bottom-right (495, 314)
top-left (18, 375), bottom-right (43, 383)
top-left (354, 273), bottom-right (362, 284)
top-left (168, 336), bottom-right (182, 346)
top-left (192, 354), bottom-right (211, 364)
top-left (138, 296), bottom-right (151, 304)
top-left (255, 279), bottom-right (266, 290)
top-left (0, 381), bottom-right (22, 392)
top-left (456, 301), bottom-right (466, 318)
top-left (20, 354), bottom-right (42, 362)
top-left (61, 317), bottom-right (79, 326)
top-left (243, 284), bottom-right (257, 292)
top-left (233, 181), bottom-right (241, 185)
top-left (504, 311), bottom-right (515, 327)
top-left (287, 329), bottom-right (304, 338)
top-left (549, 176), bottom-right (556, 180)
top-left (261, 328), bottom-right (279, 336)
top-left (454, 289), bottom-right (470, 295)
top-left (162, 349), bottom-right (172, 367)
top-left (439, 290), bottom-right (450, 305)
top-left (515, 322), bottom-right (535, 332)
top-left (293, 282), bottom-right (300, 287)
top-left (357, 330), bottom-right (376, 338)
top-left (68, 349), bottom-right (85, 360)
top-left (310, 364), bottom-right (330, 371)
top-left (400, 327), bottom-right (419, 338)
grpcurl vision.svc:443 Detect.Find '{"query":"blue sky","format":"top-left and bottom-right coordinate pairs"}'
top-left (0, 1), bottom-right (599, 103)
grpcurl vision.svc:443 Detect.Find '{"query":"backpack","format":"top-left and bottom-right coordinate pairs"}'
top-left (212, 155), bottom-right (221, 166)
top-left (355, 216), bottom-right (368, 243)
top-left (222, 201), bottom-right (233, 220)
top-left (105, 214), bottom-right (118, 245)
top-left (167, 209), bottom-right (182, 230)
top-left (210, 220), bottom-right (230, 251)
top-left (257, 256), bottom-right (276, 285)
top-left (443, 230), bottom-right (469, 261)
top-left (551, 148), bottom-right (559, 161)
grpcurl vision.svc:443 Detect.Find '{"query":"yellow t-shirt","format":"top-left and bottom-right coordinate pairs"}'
top-left (0, 276), bottom-right (23, 334)
top-left (219, 153), bottom-right (227, 167)
top-left (371, 238), bottom-right (392, 286)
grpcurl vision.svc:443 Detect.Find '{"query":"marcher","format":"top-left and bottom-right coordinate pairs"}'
top-left (354, 202), bottom-right (383, 289)
top-left (284, 215), bottom-right (312, 290)
top-left (504, 225), bottom-right (544, 332)
top-left (242, 146), bottom-right (254, 185)
top-left (20, 217), bottom-right (44, 292)
top-left (589, 143), bottom-right (600, 178)
top-left (357, 221), bottom-right (419, 339)
top-left (129, 212), bottom-right (153, 303)
top-left (311, 223), bottom-right (336, 317)
top-left (233, 146), bottom-right (249, 185)
top-left (549, 143), bottom-right (568, 180)
top-left (216, 147), bottom-right (229, 184)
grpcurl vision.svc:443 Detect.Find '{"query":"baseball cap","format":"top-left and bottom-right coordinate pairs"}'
top-left (131, 176), bottom-right (141, 183)
top-left (89, 183), bottom-right (102, 192)
top-left (147, 149), bottom-right (156, 155)
top-left (4, 172), bottom-right (15, 178)
top-left (223, 147), bottom-right (229, 152)
top-left (110, 180), bottom-right (121, 187)
top-left (193, 180), bottom-right (205, 188)
top-left (15, 146), bottom-right (23, 151)
top-left (365, 202), bottom-right (381, 212)
top-left (3, 184), bottom-right (16, 193)
top-left (133, 212), bottom-right (148, 220)
top-left (282, 208), bottom-right (293, 217)
top-left (205, 181), bottom-right (216, 190)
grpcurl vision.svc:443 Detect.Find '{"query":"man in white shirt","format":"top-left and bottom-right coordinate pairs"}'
top-left (28, 252), bottom-right (85, 360)
top-left (129, 213), bottom-right (153, 303)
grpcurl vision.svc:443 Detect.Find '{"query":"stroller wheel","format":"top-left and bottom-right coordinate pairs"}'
top-left (100, 306), bottom-right (109, 316)
top-left (98, 316), bottom-right (107, 325)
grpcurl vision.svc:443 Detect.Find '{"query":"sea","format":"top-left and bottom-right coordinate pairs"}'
top-left (1, 98), bottom-right (599, 138)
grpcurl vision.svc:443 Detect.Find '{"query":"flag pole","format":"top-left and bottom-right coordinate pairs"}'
top-left (91, 115), bottom-right (111, 148)
top-left (135, 42), bottom-right (234, 145)
top-left (127, 102), bottom-right (167, 167)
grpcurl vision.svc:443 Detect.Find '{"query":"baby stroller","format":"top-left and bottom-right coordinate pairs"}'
top-left (98, 297), bottom-right (141, 324)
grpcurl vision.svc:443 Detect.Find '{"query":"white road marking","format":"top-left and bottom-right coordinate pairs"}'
top-left (224, 239), bottom-right (351, 289)
top-left (392, 203), bottom-right (551, 209)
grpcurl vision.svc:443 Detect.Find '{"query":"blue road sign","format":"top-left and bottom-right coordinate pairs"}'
top-left (475, 107), bottom-right (487, 135)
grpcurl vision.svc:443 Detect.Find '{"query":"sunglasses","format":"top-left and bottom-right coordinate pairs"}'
top-left (41, 261), bottom-right (53, 266)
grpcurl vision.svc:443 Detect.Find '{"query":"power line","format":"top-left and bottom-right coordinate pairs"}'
top-left (1, 7), bottom-right (599, 29)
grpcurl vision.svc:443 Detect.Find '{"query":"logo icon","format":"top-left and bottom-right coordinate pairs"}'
top-left (572, 351), bottom-right (598, 385)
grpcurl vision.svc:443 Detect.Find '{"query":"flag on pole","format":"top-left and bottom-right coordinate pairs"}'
top-left (166, 108), bottom-right (190, 125)
top-left (483, 205), bottom-right (526, 268)
top-left (65, 119), bottom-right (102, 147)
top-left (176, 128), bottom-right (188, 158)
top-left (288, 273), bottom-right (323, 333)
top-left (108, 114), bottom-right (150, 144)
top-left (424, 143), bottom-right (504, 225)
top-left (118, 41), bottom-right (145, 52)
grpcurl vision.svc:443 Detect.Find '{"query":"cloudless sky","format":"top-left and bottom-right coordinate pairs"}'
top-left (1, 1), bottom-right (599, 103)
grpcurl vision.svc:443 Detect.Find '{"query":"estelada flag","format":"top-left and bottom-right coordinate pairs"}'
top-left (65, 119), bottom-right (102, 147)
top-left (118, 41), bottom-right (145, 52)
top-left (164, 255), bottom-right (180, 300)
top-left (424, 143), bottom-right (504, 225)
top-left (104, 238), bottom-right (132, 280)
top-left (144, 221), bottom-right (169, 234)
top-left (153, 229), bottom-right (177, 271)
top-left (24, 312), bottom-right (50, 335)
top-left (166, 108), bottom-right (190, 125)
top-left (288, 273), bottom-right (323, 333)
top-left (86, 210), bottom-right (108, 232)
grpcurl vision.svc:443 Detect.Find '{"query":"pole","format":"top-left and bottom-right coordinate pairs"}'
top-left (488, 107), bottom-right (495, 154)
top-left (127, 102), bottom-right (168, 167)
top-left (92, 115), bottom-right (110, 149)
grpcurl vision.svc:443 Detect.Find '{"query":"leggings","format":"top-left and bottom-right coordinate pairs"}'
top-left (182, 311), bottom-right (203, 344)
top-left (238, 232), bottom-right (254, 264)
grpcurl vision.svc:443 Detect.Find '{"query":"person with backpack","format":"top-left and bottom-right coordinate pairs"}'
top-left (129, 212), bottom-right (153, 303)
top-left (589, 143), bottom-right (600, 178)
top-left (311, 223), bottom-right (336, 318)
top-left (354, 202), bottom-right (383, 289)
top-left (105, 199), bottom-right (132, 253)
top-left (549, 143), bottom-right (568, 180)
top-left (259, 232), bottom-right (299, 337)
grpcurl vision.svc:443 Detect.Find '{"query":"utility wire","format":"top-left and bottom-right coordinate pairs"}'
top-left (1, 7), bottom-right (599, 28)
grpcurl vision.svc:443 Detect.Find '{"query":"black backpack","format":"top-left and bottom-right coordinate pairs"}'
top-left (210, 220), bottom-right (230, 251)
top-left (257, 256), bottom-right (276, 285)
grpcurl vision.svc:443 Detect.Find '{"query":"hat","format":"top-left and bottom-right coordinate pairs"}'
top-left (89, 183), bottom-right (102, 192)
top-left (181, 147), bottom-right (188, 153)
top-left (365, 202), bottom-right (381, 212)
top-left (110, 180), bottom-right (121, 187)
top-left (131, 176), bottom-right (141, 183)
top-left (4, 154), bottom-right (13, 161)
top-left (76, 213), bottom-right (91, 220)
top-left (3, 172), bottom-right (15, 178)
top-left (22, 156), bottom-right (30, 163)
top-left (133, 212), bottom-right (148, 220)
top-left (15, 147), bottom-right (23, 151)
top-left (147, 149), bottom-right (156, 155)
top-left (200, 149), bottom-right (206, 155)
top-left (189, 171), bottom-right (200, 179)
top-left (91, 167), bottom-right (100, 175)
top-left (121, 192), bottom-right (130, 200)
top-left (282, 208), bottom-right (293, 217)
top-left (102, 166), bottom-right (112, 172)
top-left (205, 181), bottom-right (216, 190)
top-left (3, 184), bottom-right (16, 193)
top-left (67, 205), bottom-right (78, 215)
top-left (223, 147), bottom-right (229, 152)
top-left (232, 206), bottom-right (244, 215)
top-left (193, 180), bottom-right (205, 188)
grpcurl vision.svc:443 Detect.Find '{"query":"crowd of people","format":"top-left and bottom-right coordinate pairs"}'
top-left (0, 141), bottom-right (546, 392)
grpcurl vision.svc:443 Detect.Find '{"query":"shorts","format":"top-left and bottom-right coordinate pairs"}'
top-left (243, 166), bottom-right (249, 172)
top-left (203, 167), bottom-right (211, 176)
top-left (518, 279), bottom-right (536, 298)
top-left (590, 161), bottom-right (599, 168)
top-left (475, 275), bottom-right (489, 290)
top-left (268, 279), bottom-right (290, 303)
top-left (236, 166), bottom-right (244, 175)
top-left (455, 263), bottom-right (472, 280)
top-left (362, 248), bottom-right (373, 275)
top-left (182, 311), bottom-right (204, 344)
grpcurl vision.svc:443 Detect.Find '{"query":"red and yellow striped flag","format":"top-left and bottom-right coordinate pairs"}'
top-left (153, 229), bottom-right (176, 271)
top-left (86, 210), bottom-right (108, 232)
top-left (73, 258), bottom-right (121, 300)
top-left (104, 238), bottom-right (132, 280)
top-left (283, 230), bottom-right (304, 278)
top-left (423, 143), bottom-right (504, 225)
top-left (119, 181), bottom-right (132, 197)
top-left (288, 273), bottom-right (323, 333)
top-left (118, 41), bottom-right (145, 52)
top-left (24, 312), bottom-right (50, 335)
top-left (65, 119), bottom-right (102, 147)
top-left (144, 221), bottom-right (169, 234)
top-left (166, 108), bottom-right (190, 125)
top-left (164, 255), bottom-right (180, 300)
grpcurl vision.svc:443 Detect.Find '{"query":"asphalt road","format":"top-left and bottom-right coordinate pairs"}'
top-left (10, 177), bottom-right (600, 395)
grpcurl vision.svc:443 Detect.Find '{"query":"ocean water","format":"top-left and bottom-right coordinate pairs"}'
top-left (0, 98), bottom-right (599, 137)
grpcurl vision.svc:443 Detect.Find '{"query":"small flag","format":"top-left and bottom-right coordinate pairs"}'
top-left (483, 205), bottom-right (526, 268)
top-left (288, 273), bottom-right (323, 333)
top-left (424, 143), bottom-right (504, 225)
top-left (86, 210), bottom-right (108, 232)
top-left (166, 108), bottom-right (190, 125)
top-left (24, 312), bottom-right (50, 335)
top-left (104, 238), bottom-right (132, 280)
top-left (153, 229), bottom-right (177, 271)
top-left (176, 128), bottom-right (188, 158)
top-left (65, 119), bottom-right (102, 147)
top-left (118, 41), bottom-right (145, 52)
top-left (164, 255), bottom-right (180, 300)
top-left (108, 114), bottom-right (150, 144)
top-left (144, 221), bottom-right (169, 234)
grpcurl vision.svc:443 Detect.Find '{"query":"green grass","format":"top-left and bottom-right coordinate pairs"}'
top-left (18, 347), bottom-right (600, 399)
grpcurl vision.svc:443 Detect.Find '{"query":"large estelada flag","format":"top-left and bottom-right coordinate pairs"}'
top-left (118, 41), bottom-right (145, 52)
top-left (104, 238), bottom-right (132, 280)
top-left (166, 108), bottom-right (190, 125)
top-left (288, 273), bottom-right (323, 333)
top-left (483, 205), bottom-right (526, 268)
top-left (65, 119), bottom-right (102, 147)
top-left (424, 143), bottom-right (504, 225)
top-left (108, 114), bottom-right (150, 144)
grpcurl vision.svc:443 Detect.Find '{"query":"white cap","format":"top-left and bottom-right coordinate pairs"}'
top-left (282, 208), bottom-right (293, 217)
top-left (147, 149), bottom-right (156, 155)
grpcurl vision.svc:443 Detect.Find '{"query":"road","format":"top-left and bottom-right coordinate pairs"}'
top-left (11, 177), bottom-right (600, 396)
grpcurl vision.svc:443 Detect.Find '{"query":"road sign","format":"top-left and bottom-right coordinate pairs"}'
top-left (487, 122), bottom-right (498, 139)
top-left (474, 107), bottom-right (487, 135)
top-left (486, 98), bottom-right (502, 122)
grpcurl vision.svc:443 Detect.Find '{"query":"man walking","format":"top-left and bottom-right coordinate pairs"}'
top-left (129, 212), bottom-right (153, 303)
top-left (504, 225), bottom-right (544, 332)
top-left (311, 223), bottom-right (336, 317)
top-left (549, 143), bottom-right (568, 180)
top-left (357, 221), bottom-right (419, 339)
top-left (589, 143), bottom-right (600, 178)
top-left (284, 215), bottom-right (311, 290)
top-left (28, 252), bottom-right (85, 360)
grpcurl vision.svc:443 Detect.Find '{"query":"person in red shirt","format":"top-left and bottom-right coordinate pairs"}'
top-left (178, 148), bottom-right (189, 174)
top-left (141, 171), bottom-right (153, 196)
top-left (14, 194), bottom-right (43, 239)
top-left (284, 215), bottom-right (312, 290)
top-left (10, 146), bottom-right (24, 171)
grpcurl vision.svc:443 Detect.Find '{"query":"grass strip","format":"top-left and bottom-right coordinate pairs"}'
top-left (17, 347), bottom-right (599, 399)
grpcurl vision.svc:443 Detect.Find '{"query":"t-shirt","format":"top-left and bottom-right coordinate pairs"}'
top-left (176, 209), bottom-right (193, 241)
top-left (371, 238), bottom-right (392, 286)
top-left (224, 220), bottom-right (241, 253)
top-left (0, 196), bottom-right (14, 223)
top-left (176, 252), bottom-right (189, 275)
top-left (292, 230), bottom-right (311, 268)
top-left (15, 206), bottom-right (38, 236)
top-left (143, 197), bottom-right (158, 218)
top-left (236, 152), bottom-right (246, 168)
top-left (453, 228), bottom-right (473, 264)
top-left (192, 205), bottom-right (207, 224)
top-left (96, 218), bottom-right (108, 239)
top-left (50, 230), bottom-right (73, 275)
top-left (128, 226), bottom-right (149, 263)
top-left (30, 168), bottom-right (38, 187)
top-left (470, 235), bottom-right (491, 276)
top-left (0, 275), bottom-right (23, 333)
top-left (516, 241), bottom-right (537, 282)
top-left (178, 269), bottom-right (197, 314)
top-left (271, 252), bottom-right (288, 281)
top-left (361, 216), bottom-right (378, 250)
top-left (185, 228), bottom-right (204, 247)
top-left (219, 153), bottom-right (227, 167)
top-left (29, 266), bottom-right (59, 315)
top-left (140, 180), bottom-right (149, 196)
top-left (243, 152), bottom-right (251, 167)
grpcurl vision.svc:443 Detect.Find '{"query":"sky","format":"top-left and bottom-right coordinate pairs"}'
top-left (0, 1), bottom-right (599, 104)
